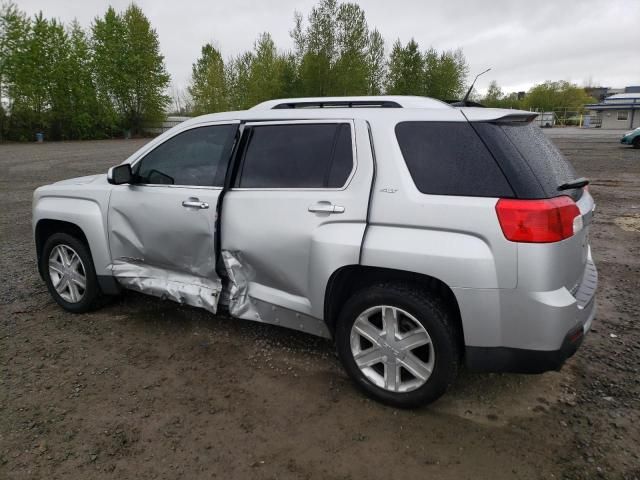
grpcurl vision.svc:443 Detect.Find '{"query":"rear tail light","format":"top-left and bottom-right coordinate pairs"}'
top-left (495, 196), bottom-right (581, 243)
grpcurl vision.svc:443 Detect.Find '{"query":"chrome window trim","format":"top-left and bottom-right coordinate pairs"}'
top-left (128, 184), bottom-right (223, 191)
top-left (128, 120), bottom-right (240, 188)
top-left (231, 119), bottom-right (358, 192)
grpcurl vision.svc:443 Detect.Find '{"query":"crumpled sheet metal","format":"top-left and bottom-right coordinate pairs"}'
top-left (221, 250), bottom-right (261, 321)
top-left (111, 260), bottom-right (221, 313)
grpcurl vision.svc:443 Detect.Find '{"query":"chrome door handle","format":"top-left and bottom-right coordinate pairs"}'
top-left (308, 203), bottom-right (345, 214)
top-left (182, 200), bottom-right (209, 209)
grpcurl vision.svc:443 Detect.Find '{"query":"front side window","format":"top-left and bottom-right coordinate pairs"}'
top-left (237, 123), bottom-right (353, 189)
top-left (136, 124), bottom-right (236, 186)
top-left (617, 111), bottom-right (628, 121)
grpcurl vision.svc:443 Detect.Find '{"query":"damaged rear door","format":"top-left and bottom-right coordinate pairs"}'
top-left (220, 120), bottom-right (373, 336)
top-left (107, 121), bottom-right (238, 312)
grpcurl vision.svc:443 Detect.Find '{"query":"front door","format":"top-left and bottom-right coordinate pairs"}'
top-left (220, 120), bottom-right (373, 335)
top-left (107, 121), bottom-right (238, 312)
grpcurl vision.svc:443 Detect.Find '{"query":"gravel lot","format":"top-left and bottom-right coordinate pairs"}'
top-left (1, 129), bottom-right (639, 479)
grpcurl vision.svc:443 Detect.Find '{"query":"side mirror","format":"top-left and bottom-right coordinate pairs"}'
top-left (107, 164), bottom-right (133, 185)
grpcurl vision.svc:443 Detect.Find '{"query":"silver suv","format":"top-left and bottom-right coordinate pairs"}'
top-left (33, 96), bottom-right (597, 407)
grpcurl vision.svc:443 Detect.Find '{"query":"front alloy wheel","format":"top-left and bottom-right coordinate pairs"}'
top-left (48, 244), bottom-right (87, 303)
top-left (41, 232), bottom-right (101, 313)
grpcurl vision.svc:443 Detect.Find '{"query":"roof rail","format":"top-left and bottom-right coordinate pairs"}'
top-left (272, 100), bottom-right (401, 109)
top-left (250, 96), bottom-right (452, 111)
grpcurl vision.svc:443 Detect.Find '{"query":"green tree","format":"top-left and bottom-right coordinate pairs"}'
top-left (332, 3), bottom-right (369, 95)
top-left (524, 80), bottom-right (595, 113)
top-left (424, 48), bottom-right (467, 100)
top-left (483, 80), bottom-right (503, 105)
top-left (1, 4), bottom-right (107, 140)
top-left (246, 33), bottom-right (284, 106)
top-left (92, 4), bottom-right (170, 134)
top-left (275, 52), bottom-right (299, 98)
top-left (65, 20), bottom-right (110, 139)
top-left (227, 51), bottom-right (253, 110)
top-left (366, 28), bottom-right (385, 95)
top-left (189, 43), bottom-right (229, 115)
top-left (479, 81), bottom-right (525, 109)
top-left (293, 0), bottom-right (338, 96)
top-left (1, 9), bottom-right (55, 139)
top-left (385, 39), bottom-right (424, 95)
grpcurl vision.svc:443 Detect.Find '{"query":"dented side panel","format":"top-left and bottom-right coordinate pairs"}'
top-left (112, 261), bottom-right (221, 312)
top-left (107, 185), bottom-right (223, 312)
top-left (221, 250), bottom-right (331, 337)
top-left (221, 250), bottom-right (256, 318)
top-left (220, 119), bottom-right (374, 334)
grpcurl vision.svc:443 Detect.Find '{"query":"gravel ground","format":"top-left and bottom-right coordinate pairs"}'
top-left (1, 130), bottom-right (639, 479)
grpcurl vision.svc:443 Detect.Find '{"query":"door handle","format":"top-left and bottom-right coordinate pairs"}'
top-left (182, 199), bottom-right (209, 209)
top-left (308, 203), bottom-right (345, 214)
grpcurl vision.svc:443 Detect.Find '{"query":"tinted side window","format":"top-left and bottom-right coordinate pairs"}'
top-left (473, 122), bottom-right (579, 199)
top-left (499, 123), bottom-right (577, 197)
top-left (327, 124), bottom-right (354, 188)
top-left (238, 123), bottom-right (353, 188)
top-left (395, 121), bottom-right (514, 197)
top-left (136, 125), bottom-right (235, 186)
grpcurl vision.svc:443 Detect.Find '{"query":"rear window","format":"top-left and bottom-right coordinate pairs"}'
top-left (395, 121), bottom-right (514, 197)
top-left (473, 122), bottom-right (578, 199)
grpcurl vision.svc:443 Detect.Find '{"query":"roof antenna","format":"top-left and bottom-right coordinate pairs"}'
top-left (460, 68), bottom-right (491, 106)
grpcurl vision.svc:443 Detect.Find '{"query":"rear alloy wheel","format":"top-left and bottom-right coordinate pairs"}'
top-left (350, 306), bottom-right (434, 393)
top-left (41, 233), bottom-right (101, 313)
top-left (336, 283), bottom-right (459, 408)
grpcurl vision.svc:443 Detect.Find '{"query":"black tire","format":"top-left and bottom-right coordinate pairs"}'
top-left (633, 137), bottom-right (640, 149)
top-left (41, 232), bottom-right (101, 313)
top-left (335, 283), bottom-right (460, 408)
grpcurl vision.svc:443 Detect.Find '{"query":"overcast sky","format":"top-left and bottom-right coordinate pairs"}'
top-left (16, 0), bottom-right (640, 95)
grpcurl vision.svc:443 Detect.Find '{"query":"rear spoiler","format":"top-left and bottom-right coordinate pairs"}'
top-left (461, 110), bottom-right (539, 124)
top-left (491, 113), bottom-right (538, 124)
top-left (447, 100), bottom-right (486, 107)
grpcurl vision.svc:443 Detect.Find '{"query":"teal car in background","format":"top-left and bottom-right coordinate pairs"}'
top-left (621, 127), bottom-right (640, 148)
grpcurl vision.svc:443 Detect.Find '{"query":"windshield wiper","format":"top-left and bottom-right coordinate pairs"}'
top-left (558, 177), bottom-right (589, 191)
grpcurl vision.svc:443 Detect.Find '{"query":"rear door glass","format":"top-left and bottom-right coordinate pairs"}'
top-left (237, 123), bottom-right (353, 189)
top-left (395, 121), bottom-right (514, 197)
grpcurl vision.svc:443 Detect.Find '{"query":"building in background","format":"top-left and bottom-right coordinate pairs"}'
top-left (585, 87), bottom-right (610, 102)
top-left (586, 87), bottom-right (640, 129)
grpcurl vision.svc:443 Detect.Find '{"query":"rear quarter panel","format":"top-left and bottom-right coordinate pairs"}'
top-left (361, 115), bottom-right (517, 290)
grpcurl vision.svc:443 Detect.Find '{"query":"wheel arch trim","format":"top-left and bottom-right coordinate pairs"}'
top-left (323, 265), bottom-right (464, 348)
top-left (34, 197), bottom-right (111, 278)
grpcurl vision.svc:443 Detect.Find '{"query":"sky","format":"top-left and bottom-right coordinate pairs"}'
top-left (14, 0), bottom-right (640, 95)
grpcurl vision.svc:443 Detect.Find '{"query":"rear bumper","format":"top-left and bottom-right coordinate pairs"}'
top-left (460, 253), bottom-right (597, 374)
top-left (465, 302), bottom-right (594, 373)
